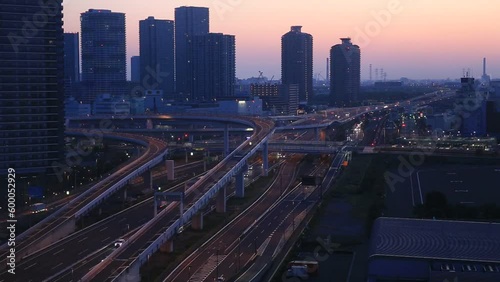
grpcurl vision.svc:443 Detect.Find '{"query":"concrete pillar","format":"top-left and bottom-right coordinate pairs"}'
top-left (165, 160), bottom-right (175, 180)
top-left (142, 170), bottom-right (152, 190)
top-left (160, 240), bottom-right (174, 253)
top-left (189, 134), bottom-right (194, 143)
top-left (235, 171), bottom-right (245, 198)
top-left (262, 141), bottom-right (269, 177)
top-left (146, 118), bottom-right (153, 129)
top-left (123, 187), bottom-right (127, 201)
top-left (216, 186), bottom-right (226, 213)
top-left (224, 123), bottom-right (230, 157)
top-left (191, 212), bottom-right (204, 230)
top-left (315, 128), bottom-right (320, 141)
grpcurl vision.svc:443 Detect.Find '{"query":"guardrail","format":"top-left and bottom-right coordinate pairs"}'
top-left (74, 148), bottom-right (169, 218)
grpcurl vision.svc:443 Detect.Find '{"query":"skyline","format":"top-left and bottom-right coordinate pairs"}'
top-left (62, 0), bottom-right (500, 81)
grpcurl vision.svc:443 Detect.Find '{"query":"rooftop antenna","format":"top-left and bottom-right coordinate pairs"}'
top-left (483, 58), bottom-right (486, 76)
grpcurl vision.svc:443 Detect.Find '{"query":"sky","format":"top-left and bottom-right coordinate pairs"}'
top-left (62, 0), bottom-right (500, 81)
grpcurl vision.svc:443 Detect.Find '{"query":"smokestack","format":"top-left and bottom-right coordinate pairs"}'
top-left (483, 57), bottom-right (486, 76)
top-left (326, 58), bottom-right (329, 82)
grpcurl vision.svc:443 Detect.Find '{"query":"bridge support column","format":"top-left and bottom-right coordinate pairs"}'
top-left (262, 141), bottom-right (269, 177)
top-left (235, 171), bottom-right (245, 198)
top-left (142, 170), bottom-right (152, 190)
top-left (189, 134), bottom-right (194, 143)
top-left (165, 160), bottom-right (175, 180)
top-left (235, 162), bottom-right (248, 198)
top-left (123, 187), bottom-right (128, 203)
top-left (160, 240), bottom-right (174, 253)
top-left (315, 128), bottom-right (321, 141)
top-left (216, 186), bottom-right (226, 213)
top-left (191, 212), bottom-right (204, 230)
top-left (224, 124), bottom-right (230, 157)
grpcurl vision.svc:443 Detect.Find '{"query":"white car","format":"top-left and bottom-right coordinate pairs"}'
top-left (114, 239), bottom-right (125, 248)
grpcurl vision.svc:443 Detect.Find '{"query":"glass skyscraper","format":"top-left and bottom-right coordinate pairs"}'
top-left (0, 0), bottom-right (65, 175)
top-left (139, 16), bottom-right (174, 99)
top-left (192, 33), bottom-right (235, 101)
top-left (80, 9), bottom-right (126, 103)
top-left (64, 32), bottom-right (80, 98)
top-left (281, 26), bottom-right (313, 103)
top-left (175, 6), bottom-right (209, 101)
top-left (330, 38), bottom-right (360, 106)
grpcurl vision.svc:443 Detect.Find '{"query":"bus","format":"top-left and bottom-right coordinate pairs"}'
top-left (287, 260), bottom-right (319, 275)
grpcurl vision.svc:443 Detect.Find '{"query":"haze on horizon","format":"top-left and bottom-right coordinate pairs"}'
top-left (62, 0), bottom-right (500, 81)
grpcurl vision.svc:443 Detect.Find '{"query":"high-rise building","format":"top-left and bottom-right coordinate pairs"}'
top-left (64, 33), bottom-right (80, 84)
top-left (251, 84), bottom-right (298, 115)
top-left (330, 38), bottom-right (360, 106)
top-left (139, 16), bottom-right (175, 99)
top-left (0, 0), bottom-right (65, 176)
top-left (131, 56), bottom-right (140, 83)
top-left (175, 6), bottom-right (209, 101)
top-left (192, 33), bottom-right (235, 101)
top-left (81, 9), bottom-right (126, 103)
top-left (64, 33), bottom-right (80, 99)
top-left (281, 26), bottom-right (313, 103)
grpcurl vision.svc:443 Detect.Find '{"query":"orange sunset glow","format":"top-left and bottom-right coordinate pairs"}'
top-left (62, 0), bottom-right (500, 80)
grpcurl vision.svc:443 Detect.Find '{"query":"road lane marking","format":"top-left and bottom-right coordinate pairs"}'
top-left (99, 226), bottom-right (108, 232)
top-left (78, 236), bottom-right (88, 243)
top-left (78, 249), bottom-right (88, 256)
top-left (53, 249), bottom-right (65, 256)
top-left (101, 236), bottom-right (110, 243)
top-left (229, 263), bottom-right (234, 268)
top-left (248, 243), bottom-right (252, 248)
top-left (118, 217), bottom-right (127, 223)
top-left (51, 263), bottom-right (63, 270)
top-left (25, 263), bottom-right (37, 270)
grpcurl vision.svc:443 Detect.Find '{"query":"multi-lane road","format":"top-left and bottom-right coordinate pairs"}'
top-left (0, 131), bottom-right (169, 266)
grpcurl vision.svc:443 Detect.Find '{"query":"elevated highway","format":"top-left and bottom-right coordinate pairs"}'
top-left (80, 116), bottom-right (275, 281)
top-left (0, 130), bottom-right (170, 263)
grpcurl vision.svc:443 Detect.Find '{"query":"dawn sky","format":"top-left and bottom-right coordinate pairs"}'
top-left (62, 0), bottom-right (500, 81)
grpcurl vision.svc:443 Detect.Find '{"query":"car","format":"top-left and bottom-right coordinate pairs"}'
top-left (114, 238), bottom-right (125, 248)
top-left (216, 275), bottom-right (225, 281)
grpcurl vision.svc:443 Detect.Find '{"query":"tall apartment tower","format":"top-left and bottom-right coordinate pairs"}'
top-left (139, 17), bottom-right (175, 99)
top-left (0, 0), bottom-right (65, 176)
top-left (330, 38), bottom-right (361, 106)
top-left (80, 9), bottom-right (126, 103)
top-left (192, 33), bottom-right (235, 101)
top-left (64, 33), bottom-right (80, 83)
top-left (281, 26), bottom-right (313, 103)
top-left (175, 6), bottom-right (209, 101)
top-left (64, 33), bottom-right (80, 99)
top-left (131, 56), bottom-right (140, 83)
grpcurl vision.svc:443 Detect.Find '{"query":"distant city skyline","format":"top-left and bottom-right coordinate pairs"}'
top-left (62, 0), bottom-right (500, 80)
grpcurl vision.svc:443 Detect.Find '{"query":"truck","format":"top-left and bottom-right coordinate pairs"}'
top-left (286, 265), bottom-right (309, 279)
top-left (31, 203), bottom-right (47, 213)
